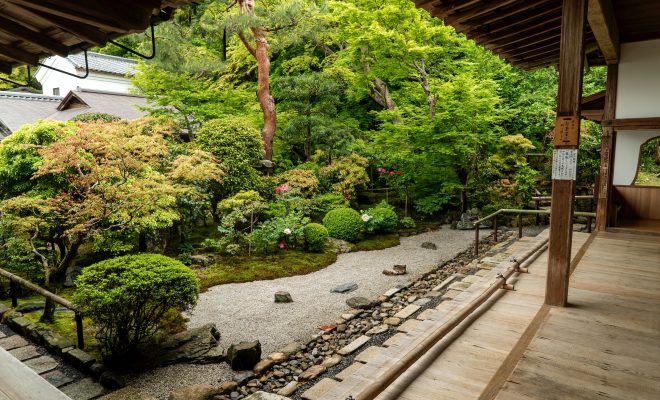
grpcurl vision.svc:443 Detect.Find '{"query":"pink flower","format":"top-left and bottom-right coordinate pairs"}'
top-left (281, 184), bottom-right (289, 192)
top-left (275, 187), bottom-right (281, 194)
top-left (278, 242), bottom-right (286, 249)
top-left (389, 171), bottom-right (395, 176)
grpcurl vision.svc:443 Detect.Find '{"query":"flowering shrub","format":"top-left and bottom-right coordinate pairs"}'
top-left (364, 206), bottom-right (398, 233)
top-left (216, 191), bottom-right (267, 254)
top-left (250, 212), bottom-right (310, 253)
top-left (323, 208), bottom-right (363, 242)
top-left (303, 223), bottom-right (329, 252)
top-left (278, 169), bottom-right (319, 198)
top-left (319, 154), bottom-right (369, 200)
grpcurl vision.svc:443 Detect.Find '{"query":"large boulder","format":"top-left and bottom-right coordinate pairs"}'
top-left (226, 341), bottom-right (261, 371)
top-left (150, 323), bottom-right (223, 367)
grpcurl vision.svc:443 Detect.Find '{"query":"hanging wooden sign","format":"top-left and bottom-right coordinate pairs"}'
top-left (554, 115), bottom-right (580, 146)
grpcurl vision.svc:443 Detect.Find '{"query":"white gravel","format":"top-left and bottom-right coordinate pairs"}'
top-left (125, 226), bottom-right (475, 399)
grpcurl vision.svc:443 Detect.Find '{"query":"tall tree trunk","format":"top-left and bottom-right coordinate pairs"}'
top-left (412, 60), bottom-right (437, 118)
top-left (239, 0), bottom-right (276, 161)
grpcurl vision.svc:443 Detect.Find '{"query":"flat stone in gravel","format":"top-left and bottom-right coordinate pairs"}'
top-left (448, 281), bottom-right (471, 291)
top-left (345, 297), bottom-right (372, 309)
top-left (365, 324), bottom-right (388, 336)
top-left (0, 334), bottom-right (28, 350)
top-left (277, 381), bottom-right (298, 397)
top-left (302, 378), bottom-right (339, 400)
top-left (274, 291), bottom-right (293, 303)
top-left (61, 378), bottom-right (107, 400)
top-left (8, 344), bottom-right (40, 361)
top-left (24, 355), bottom-right (58, 374)
top-left (393, 304), bottom-right (421, 319)
top-left (299, 364), bottom-right (326, 382)
top-left (397, 319), bottom-right (421, 333)
top-left (355, 346), bottom-right (386, 363)
top-left (42, 369), bottom-right (75, 388)
top-left (331, 282), bottom-right (358, 293)
top-left (337, 335), bottom-right (370, 356)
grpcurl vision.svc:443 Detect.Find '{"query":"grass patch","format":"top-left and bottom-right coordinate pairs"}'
top-left (635, 170), bottom-right (660, 186)
top-left (350, 234), bottom-right (401, 252)
top-left (195, 250), bottom-right (338, 290)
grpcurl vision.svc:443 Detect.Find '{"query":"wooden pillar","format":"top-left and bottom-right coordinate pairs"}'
top-left (596, 64), bottom-right (618, 230)
top-left (545, 0), bottom-right (588, 307)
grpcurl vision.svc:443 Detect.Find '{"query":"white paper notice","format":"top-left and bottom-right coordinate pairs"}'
top-left (552, 149), bottom-right (578, 180)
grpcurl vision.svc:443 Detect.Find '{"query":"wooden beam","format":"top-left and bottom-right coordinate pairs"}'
top-left (0, 42), bottom-right (38, 66)
top-left (587, 0), bottom-right (619, 64)
top-left (485, 24), bottom-right (561, 52)
top-left (30, 10), bottom-right (108, 46)
top-left (443, 0), bottom-right (519, 26)
top-left (0, 61), bottom-right (13, 75)
top-left (453, 0), bottom-right (553, 34)
top-left (0, 15), bottom-right (69, 57)
top-left (468, 4), bottom-right (562, 40)
top-left (596, 64), bottom-right (618, 231)
top-left (602, 118), bottom-right (660, 130)
top-left (546, 0), bottom-right (588, 307)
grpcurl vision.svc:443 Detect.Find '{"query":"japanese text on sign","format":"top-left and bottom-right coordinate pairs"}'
top-left (552, 149), bottom-right (578, 180)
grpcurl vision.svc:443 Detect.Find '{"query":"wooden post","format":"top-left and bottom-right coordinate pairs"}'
top-left (40, 297), bottom-right (55, 323)
top-left (493, 215), bottom-right (498, 242)
top-left (75, 312), bottom-right (84, 349)
top-left (10, 280), bottom-right (18, 308)
top-left (545, 0), bottom-right (587, 307)
top-left (596, 64), bottom-right (619, 230)
top-left (474, 224), bottom-right (480, 256)
top-left (518, 213), bottom-right (523, 238)
top-left (535, 199), bottom-right (541, 225)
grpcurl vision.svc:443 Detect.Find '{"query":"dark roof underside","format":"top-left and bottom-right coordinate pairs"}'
top-left (415, 0), bottom-right (660, 69)
top-left (0, 0), bottom-right (193, 74)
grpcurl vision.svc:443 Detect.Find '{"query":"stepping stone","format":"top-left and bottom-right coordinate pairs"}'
top-left (61, 378), bottom-right (107, 400)
top-left (397, 319), bottom-right (421, 333)
top-left (301, 378), bottom-right (339, 400)
top-left (393, 304), bottom-right (420, 319)
top-left (413, 297), bottom-right (431, 306)
top-left (337, 335), bottom-right (370, 356)
top-left (462, 275), bottom-right (480, 284)
top-left (331, 282), bottom-right (358, 293)
top-left (0, 335), bottom-right (29, 350)
top-left (382, 287), bottom-right (403, 298)
top-left (383, 333), bottom-right (408, 347)
top-left (42, 369), bottom-right (75, 388)
top-left (355, 346), bottom-right (385, 364)
top-left (24, 355), bottom-right (58, 374)
top-left (365, 324), bottom-right (388, 336)
top-left (277, 381), bottom-right (298, 397)
top-left (9, 316), bottom-right (35, 336)
top-left (475, 269), bottom-right (490, 276)
top-left (9, 344), bottom-right (40, 361)
top-left (448, 281), bottom-right (471, 291)
top-left (416, 309), bottom-right (438, 321)
top-left (335, 362), bottom-right (364, 381)
top-left (442, 289), bottom-right (462, 300)
top-left (383, 317), bottom-right (401, 326)
top-left (431, 274), bottom-right (461, 292)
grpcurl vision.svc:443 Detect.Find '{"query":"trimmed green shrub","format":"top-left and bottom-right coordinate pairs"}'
top-left (73, 254), bottom-right (199, 362)
top-left (310, 193), bottom-right (349, 221)
top-left (365, 207), bottom-right (398, 233)
top-left (399, 216), bottom-right (416, 229)
top-left (323, 208), bottom-right (363, 242)
top-left (70, 112), bottom-right (121, 123)
top-left (304, 223), bottom-right (329, 252)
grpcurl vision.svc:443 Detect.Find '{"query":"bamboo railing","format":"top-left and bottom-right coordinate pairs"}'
top-left (0, 268), bottom-right (85, 349)
top-left (473, 208), bottom-right (596, 256)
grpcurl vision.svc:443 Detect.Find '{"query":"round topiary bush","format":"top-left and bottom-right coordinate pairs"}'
top-left (366, 207), bottom-right (398, 233)
top-left (304, 223), bottom-right (329, 252)
top-left (323, 208), bottom-right (363, 242)
top-left (73, 254), bottom-right (199, 362)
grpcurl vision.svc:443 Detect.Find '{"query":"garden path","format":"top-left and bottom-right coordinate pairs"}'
top-left (124, 227), bottom-right (475, 399)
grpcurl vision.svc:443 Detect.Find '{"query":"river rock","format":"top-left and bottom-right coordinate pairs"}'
top-left (226, 341), bottom-right (262, 371)
top-left (151, 323), bottom-right (222, 366)
top-left (274, 291), bottom-right (293, 303)
top-left (190, 254), bottom-right (216, 267)
top-left (346, 297), bottom-right (373, 309)
top-left (420, 242), bottom-right (438, 250)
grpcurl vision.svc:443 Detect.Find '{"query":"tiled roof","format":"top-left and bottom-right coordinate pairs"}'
top-left (66, 52), bottom-right (137, 76)
top-left (0, 91), bottom-right (62, 132)
top-left (47, 89), bottom-right (147, 121)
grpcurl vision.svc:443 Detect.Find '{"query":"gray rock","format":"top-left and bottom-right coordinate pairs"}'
top-left (278, 341), bottom-right (301, 356)
top-left (345, 297), bottom-right (373, 309)
top-left (191, 345), bottom-right (225, 364)
top-left (226, 341), bottom-right (261, 371)
top-left (24, 355), bottom-right (58, 374)
top-left (8, 344), bottom-right (40, 361)
top-left (99, 371), bottom-right (126, 390)
top-left (420, 242), bottom-right (438, 250)
top-left (274, 291), bottom-right (293, 303)
top-left (167, 384), bottom-right (219, 400)
top-left (383, 265), bottom-right (407, 276)
top-left (190, 254), bottom-right (216, 267)
top-left (0, 303), bottom-right (9, 318)
top-left (64, 348), bottom-right (96, 370)
top-left (41, 370), bottom-right (74, 388)
top-left (234, 370), bottom-right (256, 385)
top-left (15, 301), bottom-right (45, 313)
top-left (9, 316), bottom-right (34, 336)
top-left (153, 323), bottom-right (222, 366)
top-left (331, 282), bottom-right (358, 294)
top-left (0, 334), bottom-right (28, 350)
top-left (42, 333), bottom-right (75, 355)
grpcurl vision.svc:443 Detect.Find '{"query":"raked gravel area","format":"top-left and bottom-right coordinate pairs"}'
top-left (124, 226), bottom-right (475, 399)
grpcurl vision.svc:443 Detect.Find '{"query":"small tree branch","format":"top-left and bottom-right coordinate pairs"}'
top-left (238, 31), bottom-right (257, 58)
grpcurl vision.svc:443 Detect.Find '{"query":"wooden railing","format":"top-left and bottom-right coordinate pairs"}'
top-left (531, 195), bottom-right (594, 225)
top-left (473, 208), bottom-right (597, 256)
top-left (0, 268), bottom-right (85, 349)
top-left (354, 236), bottom-right (550, 400)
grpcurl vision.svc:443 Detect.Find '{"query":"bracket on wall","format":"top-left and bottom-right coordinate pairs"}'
top-left (38, 49), bottom-right (89, 79)
top-left (0, 65), bottom-right (31, 87)
top-left (108, 22), bottom-right (156, 60)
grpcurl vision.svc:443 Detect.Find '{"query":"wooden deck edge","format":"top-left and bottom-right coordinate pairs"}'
top-left (605, 227), bottom-right (660, 237)
top-left (478, 304), bottom-right (551, 400)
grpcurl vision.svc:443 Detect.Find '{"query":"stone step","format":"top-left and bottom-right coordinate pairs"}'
top-left (393, 304), bottom-right (420, 319)
top-left (355, 346), bottom-right (386, 364)
top-left (60, 377), bottom-right (107, 400)
top-left (24, 355), bottom-right (58, 374)
top-left (0, 334), bottom-right (29, 350)
top-left (301, 377), bottom-right (339, 400)
top-left (8, 344), bottom-right (40, 361)
top-left (42, 369), bottom-right (75, 388)
top-left (337, 335), bottom-right (370, 356)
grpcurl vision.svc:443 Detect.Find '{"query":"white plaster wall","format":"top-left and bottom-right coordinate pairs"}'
top-left (612, 131), bottom-right (660, 185)
top-left (35, 57), bottom-right (133, 95)
top-left (612, 39), bottom-right (660, 185)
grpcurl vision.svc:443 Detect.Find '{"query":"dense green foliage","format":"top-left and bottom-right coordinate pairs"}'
top-left (303, 223), bottom-right (329, 252)
top-left (70, 112), bottom-right (122, 123)
top-left (323, 208), bottom-right (364, 242)
top-left (364, 205), bottom-right (398, 234)
top-left (73, 254), bottom-right (199, 361)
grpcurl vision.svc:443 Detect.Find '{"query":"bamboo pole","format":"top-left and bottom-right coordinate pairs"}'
top-left (0, 268), bottom-right (79, 311)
